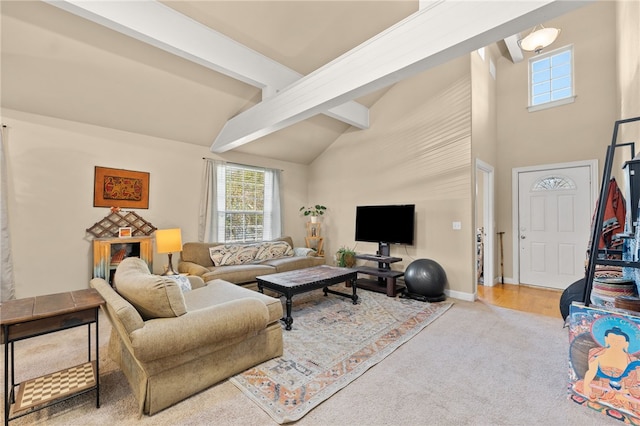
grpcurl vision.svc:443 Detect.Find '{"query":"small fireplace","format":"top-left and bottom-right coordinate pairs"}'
top-left (92, 236), bottom-right (153, 285)
top-left (110, 242), bottom-right (141, 264)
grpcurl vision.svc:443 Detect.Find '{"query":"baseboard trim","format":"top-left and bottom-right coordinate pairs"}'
top-left (484, 277), bottom-right (517, 286)
top-left (445, 289), bottom-right (474, 302)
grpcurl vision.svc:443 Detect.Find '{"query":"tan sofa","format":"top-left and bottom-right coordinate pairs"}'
top-left (178, 236), bottom-right (325, 286)
top-left (90, 257), bottom-right (283, 416)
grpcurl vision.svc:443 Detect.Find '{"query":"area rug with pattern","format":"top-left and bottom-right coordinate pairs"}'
top-left (229, 286), bottom-right (452, 423)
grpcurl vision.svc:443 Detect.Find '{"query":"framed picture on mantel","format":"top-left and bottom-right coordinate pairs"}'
top-left (118, 227), bottom-right (132, 238)
top-left (94, 166), bottom-right (149, 209)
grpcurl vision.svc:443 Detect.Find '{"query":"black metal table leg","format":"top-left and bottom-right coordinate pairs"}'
top-left (4, 325), bottom-right (9, 426)
top-left (96, 310), bottom-right (100, 408)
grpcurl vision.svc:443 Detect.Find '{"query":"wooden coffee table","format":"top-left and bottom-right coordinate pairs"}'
top-left (257, 265), bottom-right (358, 330)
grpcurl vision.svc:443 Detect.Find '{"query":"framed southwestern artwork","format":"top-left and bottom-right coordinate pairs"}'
top-left (94, 166), bottom-right (150, 209)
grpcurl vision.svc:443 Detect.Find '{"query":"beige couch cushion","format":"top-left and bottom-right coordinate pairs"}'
top-left (128, 297), bottom-right (269, 363)
top-left (184, 279), bottom-right (283, 324)
top-left (115, 257), bottom-right (187, 320)
top-left (90, 278), bottom-right (144, 335)
top-left (262, 255), bottom-right (325, 273)
top-left (202, 263), bottom-right (276, 285)
top-left (181, 242), bottom-right (218, 267)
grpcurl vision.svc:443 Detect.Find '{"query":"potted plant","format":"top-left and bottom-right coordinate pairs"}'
top-left (300, 205), bottom-right (327, 223)
top-left (336, 246), bottom-right (357, 268)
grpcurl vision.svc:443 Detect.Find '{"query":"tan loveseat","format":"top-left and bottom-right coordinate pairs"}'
top-left (90, 257), bottom-right (283, 416)
top-left (178, 236), bottom-right (324, 286)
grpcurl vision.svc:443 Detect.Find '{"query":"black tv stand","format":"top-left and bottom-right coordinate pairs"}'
top-left (354, 244), bottom-right (405, 297)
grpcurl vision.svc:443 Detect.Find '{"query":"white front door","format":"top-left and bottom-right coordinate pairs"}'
top-left (517, 164), bottom-right (593, 290)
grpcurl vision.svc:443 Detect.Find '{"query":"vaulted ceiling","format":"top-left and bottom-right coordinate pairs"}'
top-left (1, 1), bottom-right (590, 164)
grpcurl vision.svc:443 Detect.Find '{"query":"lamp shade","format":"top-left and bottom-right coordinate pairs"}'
top-left (519, 25), bottom-right (560, 54)
top-left (155, 228), bottom-right (182, 254)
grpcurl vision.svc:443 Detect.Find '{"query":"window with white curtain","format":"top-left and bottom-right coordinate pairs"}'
top-left (200, 161), bottom-right (281, 243)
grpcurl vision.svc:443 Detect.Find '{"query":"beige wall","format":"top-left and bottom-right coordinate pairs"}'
top-left (471, 46), bottom-right (499, 164)
top-left (617, 0), bottom-right (640, 144)
top-left (308, 56), bottom-right (475, 300)
top-left (471, 44), bottom-right (499, 286)
top-left (2, 109), bottom-right (309, 298)
top-left (496, 1), bottom-right (618, 283)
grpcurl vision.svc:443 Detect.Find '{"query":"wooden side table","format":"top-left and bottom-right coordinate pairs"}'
top-left (1, 289), bottom-right (105, 425)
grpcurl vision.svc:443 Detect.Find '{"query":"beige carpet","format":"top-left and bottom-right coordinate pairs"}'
top-left (230, 290), bottom-right (452, 423)
top-left (0, 292), bottom-right (620, 425)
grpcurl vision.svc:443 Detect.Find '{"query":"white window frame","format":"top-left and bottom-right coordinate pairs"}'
top-left (217, 164), bottom-right (266, 243)
top-left (212, 162), bottom-right (281, 243)
top-left (527, 44), bottom-right (576, 113)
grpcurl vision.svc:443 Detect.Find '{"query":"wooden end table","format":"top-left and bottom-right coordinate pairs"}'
top-left (1, 289), bottom-right (105, 425)
top-left (257, 265), bottom-right (358, 330)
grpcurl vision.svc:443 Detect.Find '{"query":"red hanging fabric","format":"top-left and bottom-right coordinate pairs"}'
top-left (597, 177), bottom-right (626, 249)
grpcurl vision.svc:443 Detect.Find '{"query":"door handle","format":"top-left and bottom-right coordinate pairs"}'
top-left (521, 235), bottom-right (526, 239)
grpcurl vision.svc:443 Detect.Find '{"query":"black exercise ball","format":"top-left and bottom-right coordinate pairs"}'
top-left (404, 258), bottom-right (447, 302)
top-left (559, 278), bottom-right (585, 320)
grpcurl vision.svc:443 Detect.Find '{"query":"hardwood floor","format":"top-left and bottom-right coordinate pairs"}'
top-left (477, 283), bottom-right (563, 319)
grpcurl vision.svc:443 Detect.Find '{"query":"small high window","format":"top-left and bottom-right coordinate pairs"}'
top-left (528, 46), bottom-right (575, 112)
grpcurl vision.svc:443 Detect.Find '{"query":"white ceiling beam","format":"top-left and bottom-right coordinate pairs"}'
top-left (44, 0), bottom-right (369, 130)
top-left (211, 0), bottom-right (592, 153)
top-left (505, 34), bottom-right (525, 63)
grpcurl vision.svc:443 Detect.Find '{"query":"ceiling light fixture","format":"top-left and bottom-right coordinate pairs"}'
top-left (518, 25), bottom-right (560, 54)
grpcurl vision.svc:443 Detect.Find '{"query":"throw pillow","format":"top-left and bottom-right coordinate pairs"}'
top-left (255, 241), bottom-right (294, 261)
top-left (164, 274), bottom-right (192, 292)
top-left (114, 257), bottom-right (187, 319)
top-left (209, 243), bottom-right (259, 266)
top-left (294, 247), bottom-right (317, 257)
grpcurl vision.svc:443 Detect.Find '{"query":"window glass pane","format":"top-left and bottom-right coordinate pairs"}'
top-left (552, 76), bottom-right (571, 91)
top-left (552, 63), bottom-right (570, 78)
top-left (551, 51), bottom-right (571, 66)
top-left (532, 176), bottom-right (576, 191)
top-left (533, 93), bottom-right (551, 105)
top-left (551, 88), bottom-right (572, 101)
top-left (533, 82), bottom-right (550, 96)
top-left (532, 69), bottom-right (550, 83)
top-left (223, 165), bottom-right (265, 242)
top-left (532, 58), bottom-right (550, 72)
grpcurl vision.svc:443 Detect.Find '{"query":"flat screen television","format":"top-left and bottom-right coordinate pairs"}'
top-left (355, 204), bottom-right (415, 255)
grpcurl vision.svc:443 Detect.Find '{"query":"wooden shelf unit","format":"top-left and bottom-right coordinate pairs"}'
top-left (354, 253), bottom-right (405, 297)
top-left (304, 222), bottom-right (324, 255)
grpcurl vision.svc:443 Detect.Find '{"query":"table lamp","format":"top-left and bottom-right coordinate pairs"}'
top-left (155, 228), bottom-right (182, 276)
